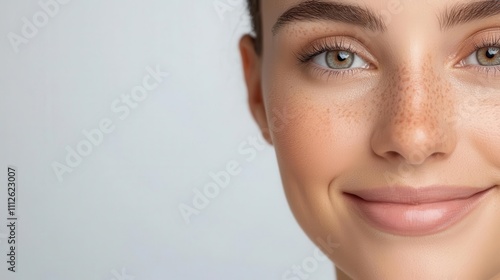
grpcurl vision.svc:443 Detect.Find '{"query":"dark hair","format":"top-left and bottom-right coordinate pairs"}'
top-left (247, 0), bottom-right (262, 54)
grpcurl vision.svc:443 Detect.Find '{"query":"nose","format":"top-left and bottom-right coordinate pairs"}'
top-left (370, 64), bottom-right (457, 165)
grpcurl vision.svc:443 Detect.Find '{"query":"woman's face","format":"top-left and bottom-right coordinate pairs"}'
top-left (240, 0), bottom-right (500, 279)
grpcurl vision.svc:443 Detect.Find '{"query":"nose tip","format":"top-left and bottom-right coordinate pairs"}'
top-left (371, 121), bottom-right (456, 165)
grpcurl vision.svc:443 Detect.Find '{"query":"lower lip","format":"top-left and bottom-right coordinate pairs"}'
top-left (344, 188), bottom-right (494, 236)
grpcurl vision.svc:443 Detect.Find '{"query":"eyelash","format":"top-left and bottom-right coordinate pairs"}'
top-left (296, 36), bottom-right (500, 79)
top-left (297, 37), bottom-right (356, 63)
top-left (296, 37), bottom-right (365, 80)
top-left (461, 35), bottom-right (500, 76)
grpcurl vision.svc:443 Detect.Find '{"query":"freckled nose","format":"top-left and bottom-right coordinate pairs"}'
top-left (370, 64), bottom-right (457, 165)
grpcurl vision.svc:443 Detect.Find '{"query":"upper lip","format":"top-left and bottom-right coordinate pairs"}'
top-left (343, 185), bottom-right (496, 204)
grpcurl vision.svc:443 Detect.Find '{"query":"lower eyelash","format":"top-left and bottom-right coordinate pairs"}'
top-left (308, 66), bottom-right (361, 81)
top-left (467, 64), bottom-right (500, 78)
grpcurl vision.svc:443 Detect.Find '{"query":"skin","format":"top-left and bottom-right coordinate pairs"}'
top-left (239, 0), bottom-right (500, 279)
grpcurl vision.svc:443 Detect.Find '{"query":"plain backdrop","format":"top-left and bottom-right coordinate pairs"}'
top-left (0, 1), bottom-right (336, 279)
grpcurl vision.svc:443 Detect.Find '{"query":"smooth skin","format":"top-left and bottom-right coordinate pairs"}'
top-left (240, 0), bottom-right (500, 279)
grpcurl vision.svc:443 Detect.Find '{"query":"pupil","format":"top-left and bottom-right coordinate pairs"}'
top-left (337, 52), bottom-right (349, 62)
top-left (486, 47), bottom-right (499, 59)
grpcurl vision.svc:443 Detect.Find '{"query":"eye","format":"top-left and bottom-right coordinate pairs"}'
top-left (312, 50), bottom-right (369, 70)
top-left (463, 47), bottom-right (500, 66)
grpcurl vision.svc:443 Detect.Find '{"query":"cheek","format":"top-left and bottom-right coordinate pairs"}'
top-left (266, 89), bottom-right (372, 188)
top-left (467, 95), bottom-right (500, 168)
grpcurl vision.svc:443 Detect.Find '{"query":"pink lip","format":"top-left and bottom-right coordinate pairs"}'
top-left (343, 185), bottom-right (496, 236)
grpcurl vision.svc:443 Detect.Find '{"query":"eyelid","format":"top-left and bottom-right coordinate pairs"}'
top-left (452, 27), bottom-right (500, 67)
top-left (297, 36), bottom-right (377, 67)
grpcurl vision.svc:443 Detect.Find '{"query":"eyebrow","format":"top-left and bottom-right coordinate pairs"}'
top-left (273, 0), bottom-right (500, 36)
top-left (272, 0), bottom-right (387, 36)
top-left (439, 0), bottom-right (500, 30)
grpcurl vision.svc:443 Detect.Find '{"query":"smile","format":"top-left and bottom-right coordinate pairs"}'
top-left (343, 185), bottom-right (497, 236)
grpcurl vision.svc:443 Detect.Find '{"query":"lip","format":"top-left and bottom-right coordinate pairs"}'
top-left (343, 185), bottom-right (496, 236)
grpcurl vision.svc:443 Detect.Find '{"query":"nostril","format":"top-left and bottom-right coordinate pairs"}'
top-left (386, 151), bottom-right (400, 159)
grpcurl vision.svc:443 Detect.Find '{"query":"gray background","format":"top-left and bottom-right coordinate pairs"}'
top-left (0, 0), bottom-right (335, 279)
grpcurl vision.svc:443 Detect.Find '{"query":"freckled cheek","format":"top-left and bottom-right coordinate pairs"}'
top-left (267, 97), bottom-right (354, 186)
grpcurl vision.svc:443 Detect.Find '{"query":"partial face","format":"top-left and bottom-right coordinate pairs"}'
top-left (240, 0), bottom-right (500, 279)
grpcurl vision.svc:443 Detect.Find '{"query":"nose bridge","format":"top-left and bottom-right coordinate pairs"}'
top-left (390, 61), bottom-right (444, 132)
top-left (372, 55), bottom-right (456, 164)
